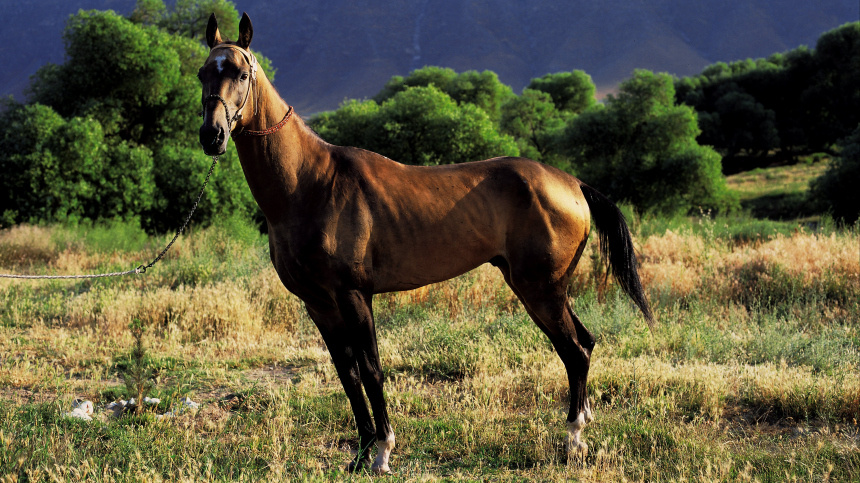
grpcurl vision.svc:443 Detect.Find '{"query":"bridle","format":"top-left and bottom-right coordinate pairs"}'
top-left (202, 44), bottom-right (293, 137)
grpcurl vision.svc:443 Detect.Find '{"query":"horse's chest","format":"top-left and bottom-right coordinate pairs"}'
top-left (267, 230), bottom-right (344, 305)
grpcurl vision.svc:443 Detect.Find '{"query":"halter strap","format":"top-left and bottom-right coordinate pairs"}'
top-left (209, 44), bottom-right (259, 84)
top-left (203, 44), bottom-right (291, 137)
top-left (204, 44), bottom-right (259, 125)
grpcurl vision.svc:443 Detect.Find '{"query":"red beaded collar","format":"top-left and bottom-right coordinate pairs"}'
top-left (237, 106), bottom-right (293, 137)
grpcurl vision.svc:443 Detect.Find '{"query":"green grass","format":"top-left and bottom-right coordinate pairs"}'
top-left (725, 160), bottom-right (830, 220)
top-left (1, 209), bottom-right (858, 481)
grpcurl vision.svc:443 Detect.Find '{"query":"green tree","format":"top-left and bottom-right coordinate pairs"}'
top-left (29, 10), bottom-right (182, 143)
top-left (128, 0), bottom-right (167, 26)
top-left (700, 87), bottom-right (780, 158)
top-left (0, 103), bottom-right (154, 226)
top-left (12, 7), bottom-right (258, 231)
top-left (810, 125), bottom-right (860, 223)
top-left (131, 0), bottom-right (237, 42)
top-left (803, 22), bottom-right (860, 153)
top-left (373, 66), bottom-right (514, 122)
top-left (561, 70), bottom-right (736, 214)
top-left (526, 70), bottom-right (596, 114)
top-left (311, 99), bottom-right (382, 153)
top-left (676, 22), bottom-right (860, 170)
top-left (314, 85), bottom-right (518, 165)
top-left (373, 66), bottom-right (458, 103)
top-left (499, 89), bottom-right (565, 163)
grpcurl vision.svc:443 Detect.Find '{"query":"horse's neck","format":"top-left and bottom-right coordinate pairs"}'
top-left (233, 78), bottom-right (333, 223)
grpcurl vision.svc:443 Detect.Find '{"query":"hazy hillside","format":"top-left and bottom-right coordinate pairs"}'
top-left (1, 0), bottom-right (856, 113)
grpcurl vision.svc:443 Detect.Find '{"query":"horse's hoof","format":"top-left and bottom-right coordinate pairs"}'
top-left (567, 441), bottom-right (588, 463)
top-left (346, 458), bottom-right (372, 473)
top-left (371, 463), bottom-right (393, 475)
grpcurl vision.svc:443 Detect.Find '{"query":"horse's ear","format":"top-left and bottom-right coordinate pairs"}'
top-left (237, 12), bottom-right (253, 50)
top-left (206, 13), bottom-right (223, 48)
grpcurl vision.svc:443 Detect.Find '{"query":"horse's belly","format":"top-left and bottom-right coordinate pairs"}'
top-left (371, 231), bottom-right (498, 292)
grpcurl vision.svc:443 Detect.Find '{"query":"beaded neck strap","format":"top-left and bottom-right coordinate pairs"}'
top-left (237, 106), bottom-right (293, 137)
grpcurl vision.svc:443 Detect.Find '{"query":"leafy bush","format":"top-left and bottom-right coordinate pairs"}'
top-left (313, 85), bottom-right (519, 165)
top-left (499, 89), bottom-right (567, 164)
top-left (560, 70), bottom-right (737, 215)
top-left (676, 22), bottom-right (860, 166)
top-left (373, 66), bottom-right (514, 123)
top-left (526, 70), bottom-right (596, 114)
top-left (0, 103), bottom-right (154, 226)
top-left (0, 7), bottom-right (260, 232)
top-left (810, 125), bottom-right (860, 223)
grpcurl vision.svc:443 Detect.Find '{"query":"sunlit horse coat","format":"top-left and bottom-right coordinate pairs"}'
top-left (197, 12), bottom-right (652, 473)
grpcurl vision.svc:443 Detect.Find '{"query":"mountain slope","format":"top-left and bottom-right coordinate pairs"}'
top-left (0, 0), bottom-right (856, 113)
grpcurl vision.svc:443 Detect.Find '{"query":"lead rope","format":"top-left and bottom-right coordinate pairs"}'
top-left (0, 156), bottom-right (219, 280)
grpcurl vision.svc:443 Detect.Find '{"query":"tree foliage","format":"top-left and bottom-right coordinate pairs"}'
top-left (1, 6), bottom-right (258, 231)
top-left (499, 89), bottom-right (566, 163)
top-left (677, 21), bottom-right (860, 171)
top-left (373, 66), bottom-right (514, 123)
top-left (0, 103), bottom-right (154, 226)
top-left (810, 125), bottom-right (860, 223)
top-left (314, 85), bottom-right (518, 165)
top-left (560, 70), bottom-right (736, 214)
top-left (526, 70), bottom-right (596, 114)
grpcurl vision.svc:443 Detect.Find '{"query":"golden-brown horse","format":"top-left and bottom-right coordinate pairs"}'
top-left (198, 13), bottom-right (652, 473)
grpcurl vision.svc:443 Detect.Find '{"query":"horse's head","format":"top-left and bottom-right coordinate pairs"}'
top-left (198, 13), bottom-right (257, 155)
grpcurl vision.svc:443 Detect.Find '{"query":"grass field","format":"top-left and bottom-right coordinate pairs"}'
top-left (725, 160), bottom-right (830, 220)
top-left (1, 207), bottom-right (858, 481)
top-left (0, 156), bottom-right (860, 481)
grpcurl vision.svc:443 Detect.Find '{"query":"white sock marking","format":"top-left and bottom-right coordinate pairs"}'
top-left (372, 431), bottom-right (395, 474)
top-left (566, 411), bottom-right (588, 456)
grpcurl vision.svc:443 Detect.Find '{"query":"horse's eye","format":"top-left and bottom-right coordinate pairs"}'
top-left (241, 73), bottom-right (249, 81)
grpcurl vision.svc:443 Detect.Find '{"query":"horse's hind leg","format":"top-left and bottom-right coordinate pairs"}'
top-left (559, 305), bottom-right (596, 455)
top-left (503, 274), bottom-right (596, 459)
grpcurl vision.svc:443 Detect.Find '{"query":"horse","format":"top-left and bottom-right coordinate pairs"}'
top-left (197, 12), bottom-right (653, 474)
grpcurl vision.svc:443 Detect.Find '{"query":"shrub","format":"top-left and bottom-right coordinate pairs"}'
top-left (810, 125), bottom-right (860, 223)
top-left (560, 70), bottom-right (738, 215)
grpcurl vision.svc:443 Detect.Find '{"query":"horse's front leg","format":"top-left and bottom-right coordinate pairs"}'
top-left (306, 303), bottom-right (377, 471)
top-left (337, 290), bottom-right (395, 474)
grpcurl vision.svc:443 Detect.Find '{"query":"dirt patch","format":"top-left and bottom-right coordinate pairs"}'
top-left (0, 387), bottom-right (58, 406)
top-left (243, 364), bottom-right (301, 384)
top-left (719, 404), bottom-right (860, 447)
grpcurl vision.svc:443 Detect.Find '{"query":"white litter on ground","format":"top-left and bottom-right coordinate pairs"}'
top-left (158, 396), bottom-right (201, 419)
top-left (63, 399), bottom-right (94, 421)
top-left (68, 396), bottom-right (199, 421)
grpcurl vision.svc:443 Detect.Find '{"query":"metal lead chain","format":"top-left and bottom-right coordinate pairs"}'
top-left (0, 156), bottom-right (219, 280)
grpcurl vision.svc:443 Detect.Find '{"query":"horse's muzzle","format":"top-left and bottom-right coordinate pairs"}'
top-left (199, 123), bottom-right (227, 156)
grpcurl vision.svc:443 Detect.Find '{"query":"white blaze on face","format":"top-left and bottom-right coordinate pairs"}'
top-left (215, 55), bottom-right (227, 73)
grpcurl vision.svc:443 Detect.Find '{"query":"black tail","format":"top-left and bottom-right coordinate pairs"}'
top-left (579, 183), bottom-right (654, 326)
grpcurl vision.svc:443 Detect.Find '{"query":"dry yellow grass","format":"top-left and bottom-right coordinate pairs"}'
top-left (0, 222), bottom-right (858, 480)
top-left (638, 228), bottom-right (860, 307)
